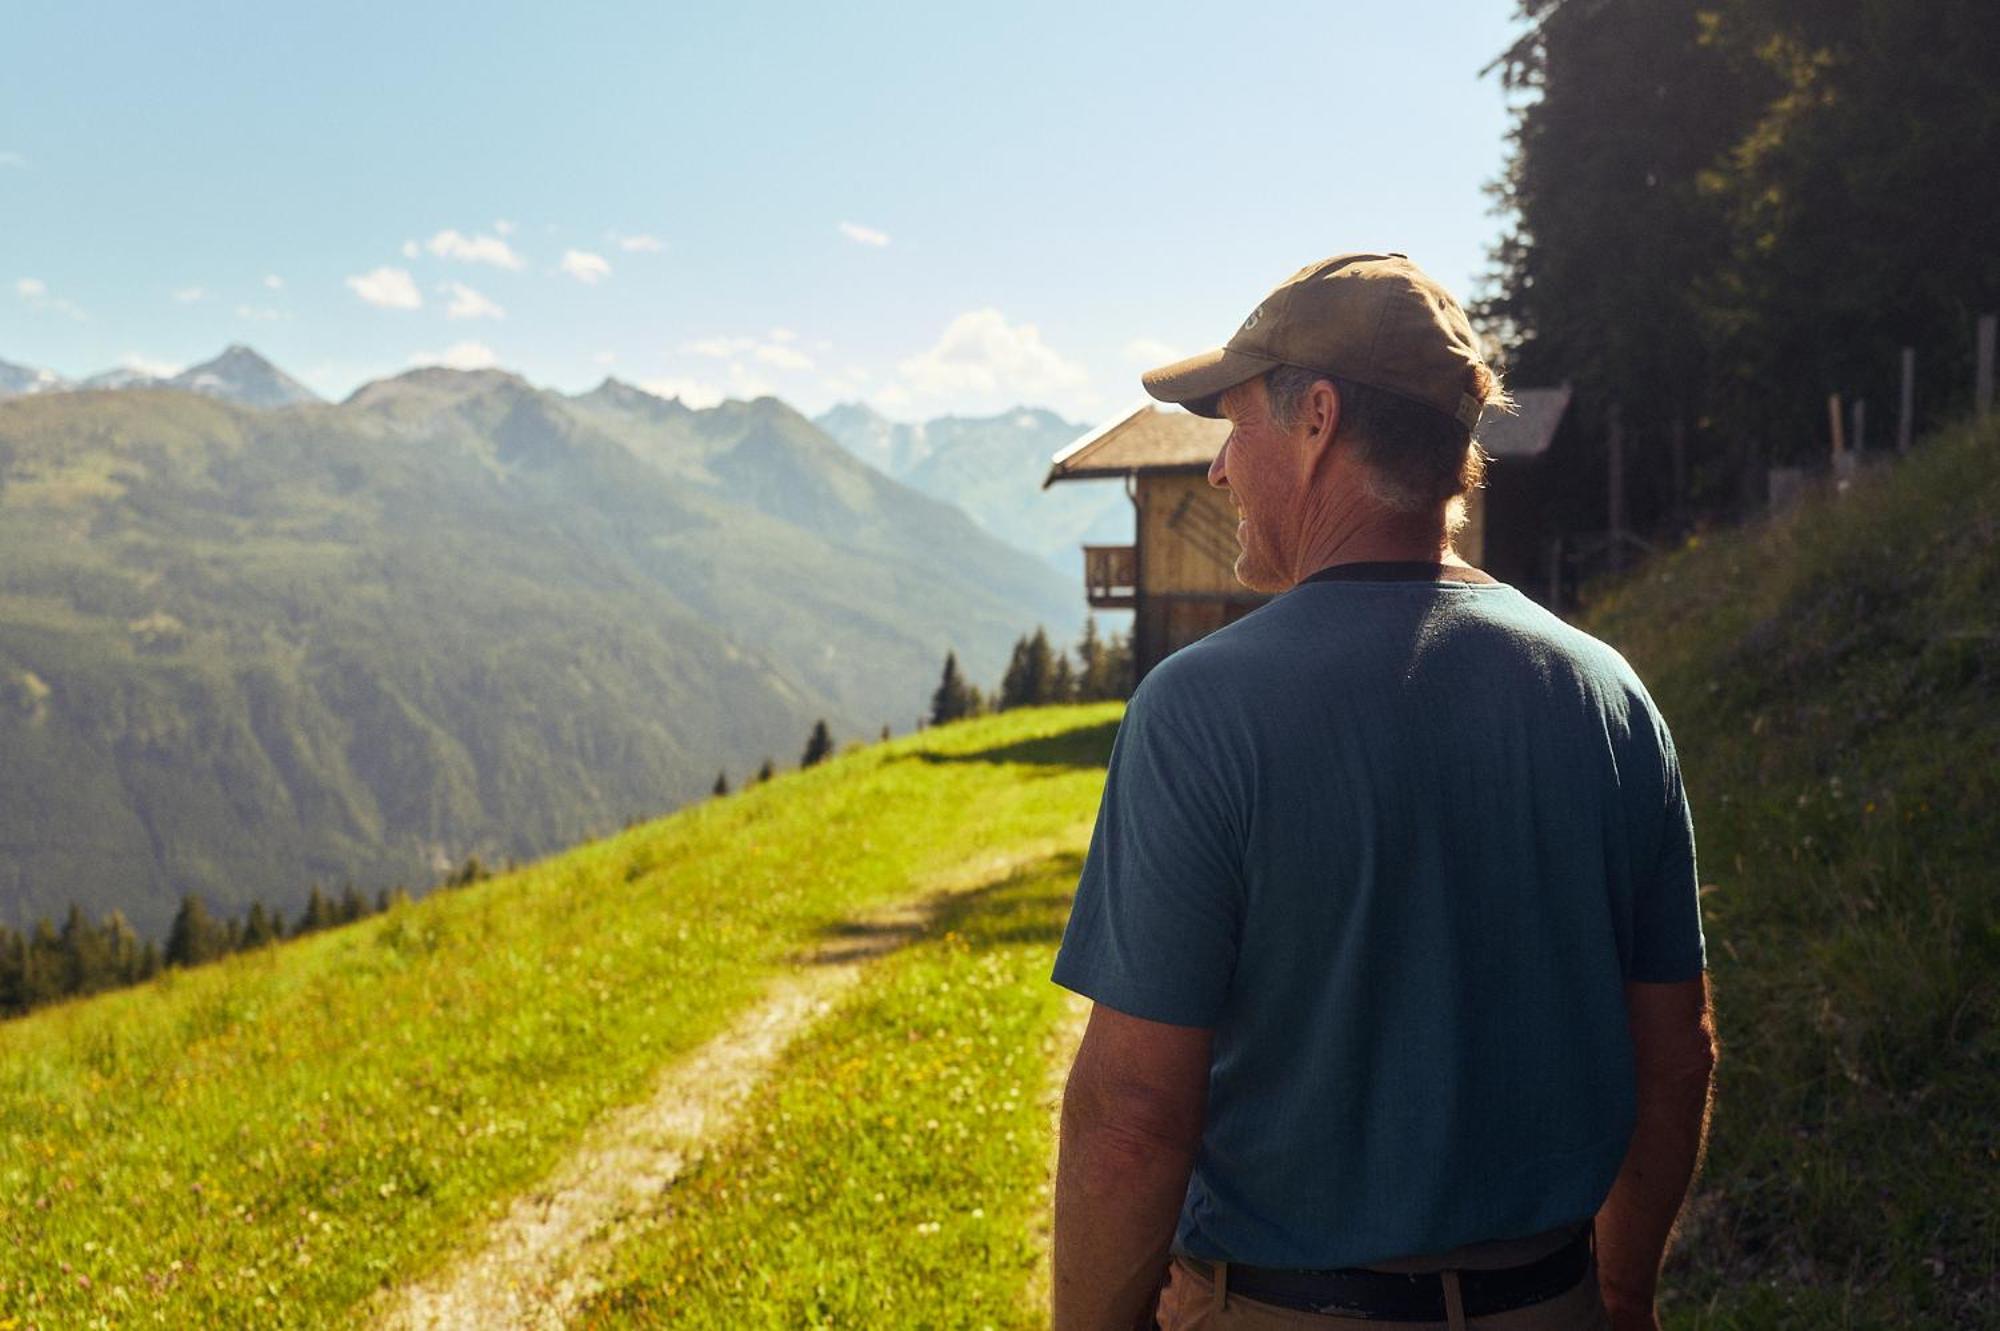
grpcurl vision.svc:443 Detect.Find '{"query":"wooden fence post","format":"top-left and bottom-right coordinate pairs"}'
top-left (1898, 347), bottom-right (1915, 454)
top-left (1828, 393), bottom-right (1845, 458)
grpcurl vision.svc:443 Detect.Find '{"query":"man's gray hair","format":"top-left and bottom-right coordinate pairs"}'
top-left (1261, 363), bottom-right (1490, 516)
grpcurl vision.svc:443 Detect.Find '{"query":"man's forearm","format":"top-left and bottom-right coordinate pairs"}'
top-left (1595, 1062), bottom-right (1714, 1323)
top-left (1052, 1107), bottom-right (1197, 1331)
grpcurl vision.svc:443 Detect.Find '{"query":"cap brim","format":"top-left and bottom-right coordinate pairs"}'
top-left (1140, 346), bottom-right (1283, 419)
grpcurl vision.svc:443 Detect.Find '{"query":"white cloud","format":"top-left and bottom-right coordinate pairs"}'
top-left (612, 232), bottom-right (663, 253)
top-left (638, 375), bottom-right (725, 409)
top-left (493, 219), bottom-right (517, 236)
top-left (119, 353), bottom-right (180, 379)
top-left (407, 340), bottom-right (498, 371)
top-left (818, 366), bottom-right (872, 400)
top-left (558, 249), bottom-right (611, 284)
top-left (263, 274), bottom-right (285, 290)
top-left (1123, 337), bottom-right (1182, 365)
top-left (754, 342), bottom-right (814, 371)
top-left (891, 308), bottom-right (1088, 411)
top-left (16, 276), bottom-right (84, 320)
top-left (235, 304), bottom-right (284, 322)
top-left (838, 221), bottom-right (891, 248)
top-left (0, 151), bottom-right (27, 169)
top-left (346, 266), bottom-right (423, 309)
top-left (685, 330), bottom-right (814, 372)
top-left (684, 335), bottom-right (753, 359)
top-left (426, 229), bottom-right (524, 269)
top-left (401, 239), bottom-right (420, 259)
top-left (442, 281), bottom-right (505, 321)
top-left (592, 350), bottom-right (618, 366)
top-left (173, 286), bottom-right (208, 304)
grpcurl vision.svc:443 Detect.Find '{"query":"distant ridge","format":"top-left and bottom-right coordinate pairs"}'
top-left (2, 344), bottom-right (321, 408)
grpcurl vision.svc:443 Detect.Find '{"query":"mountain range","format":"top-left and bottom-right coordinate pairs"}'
top-left (1, 344), bottom-right (321, 408)
top-left (814, 402), bottom-right (1132, 577)
top-left (0, 349), bottom-right (1079, 936)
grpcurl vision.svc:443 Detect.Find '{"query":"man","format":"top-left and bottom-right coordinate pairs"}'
top-left (1050, 254), bottom-right (1715, 1331)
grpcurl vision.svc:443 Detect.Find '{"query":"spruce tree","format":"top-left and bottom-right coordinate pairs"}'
top-left (1023, 627), bottom-right (1057, 703)
top-left (297, 885), bottom-right (337, 935)
top-left (243, 902), bottom-right (280, 948)
top-left (930, 650), bottom-right (974, 725)
top-left (1076, 618), bottom-right (1106, 700)
top-left (801, 719), bottom-right (835, 767)
top-left (338, 886), bottom-right (368, 924)
top-left (164, 895), bottom-right (224, 969)
top-left (1050, 652), bottom-right (1076, 704)
top-left (58, 903), bottom-right (111, 998)
top-left (999, 635), bottom-right (1032, 710)
top-left (756, 758), bottom-right (776, 784)
top-left (713, 770), bottom-right (730, 797)
top-left (0, 928), bottom-right (27, 1015)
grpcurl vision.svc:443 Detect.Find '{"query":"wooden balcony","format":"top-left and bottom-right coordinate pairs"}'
top-left (1083, 544), bottom-right (1137, 608)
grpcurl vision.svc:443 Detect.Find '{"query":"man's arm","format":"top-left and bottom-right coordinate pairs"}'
top-left (1053, 1003), bottom-right (1212, 1331)
top-left (1596, 975), bottom-right (1717, 1331)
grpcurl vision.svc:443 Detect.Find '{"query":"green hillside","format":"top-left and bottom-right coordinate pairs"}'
top-left (0, 421), bottom-right (1989, 1330)
top-left (0, 705), bottom-right (1119, 1329)
top-left (1581, 419), bottom-right (1998, 1327)
top-left (0, 375), bottom-right (1079, 935)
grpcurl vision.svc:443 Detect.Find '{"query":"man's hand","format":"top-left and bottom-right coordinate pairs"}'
top-left (1596, 975), bottom-right (1716, 1330)
top-left (1052, 1003), bottom-right (1212, 1331)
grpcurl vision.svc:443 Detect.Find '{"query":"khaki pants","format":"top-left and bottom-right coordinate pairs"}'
top-left (1155, 1237), bottom-right (1610, 1331)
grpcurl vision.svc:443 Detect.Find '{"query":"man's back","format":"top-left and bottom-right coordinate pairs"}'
top-left (1053, 572), bottom-right (1705, 1269)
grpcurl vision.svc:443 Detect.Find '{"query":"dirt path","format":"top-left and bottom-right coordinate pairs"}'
top-left (368, 833), bottom-right (1087, 1331)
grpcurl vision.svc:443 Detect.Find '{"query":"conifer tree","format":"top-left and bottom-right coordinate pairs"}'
top-left (338, 885), bottom-right (368, 924)
top-left (164, 895), bottom-right (224, 968)
top-left (102, 910), bottom-right (143, 985)
top-left (756, 758), bottom-right (776, 784)
top-left (880, 723), bottom-right (892, 743)
top-left (58, 903), bottom-right (112, 998)
top-left (222, 916), bottom-right (245, 955)
top-left (297, 885), bottom-right (337, 935)
top-left (1050, 652), bottom-right (1076, 704)
top-left (23, 919), bottom-right (62, 1008)
top-left (1024, 627), bottom-right (1057, 703)
top-left (0, 928), bottom-right (26, 1015)
top-left (999, 635), bottom-right (1032, 710)
top-left (713, 771), bottom-right (730, 797)
top-left (801, 719), bottom-right (835, 767)
top-left (930, 650), bottom-right (974, 725)
top-left (243, 902), bottom-right (280, 948)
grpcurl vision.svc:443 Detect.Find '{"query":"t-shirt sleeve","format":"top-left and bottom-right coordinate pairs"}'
top-left (1051, 686), bottom-right (1243, 1027)
top-left (1628, 730), bottom-right (1707, 983)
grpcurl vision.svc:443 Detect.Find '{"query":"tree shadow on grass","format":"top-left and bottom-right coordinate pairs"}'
top-left (798, 849), bottom-right (1083, 966)
top-left (896, 719), bottom-right (1119, 772)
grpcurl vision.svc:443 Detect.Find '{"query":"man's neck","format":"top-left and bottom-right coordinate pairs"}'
top-left (1288, 510), bottom-right (1463, 585)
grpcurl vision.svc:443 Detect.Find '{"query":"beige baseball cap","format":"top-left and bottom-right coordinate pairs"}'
top-left (1142, 252), bottom-right (1487, 427)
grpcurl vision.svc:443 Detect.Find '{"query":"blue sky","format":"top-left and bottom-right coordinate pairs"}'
top-left (1, 1), bottom-right (1524, 421)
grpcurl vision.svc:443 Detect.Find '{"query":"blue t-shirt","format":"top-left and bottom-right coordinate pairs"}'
top-left (1052, 573), bottom-right (1703, 1270)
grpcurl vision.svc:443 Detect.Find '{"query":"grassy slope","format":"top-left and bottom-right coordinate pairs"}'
top-left (0, 705), bottom-right (1118, 1329)
top-left (577, 852), bottom-right (1084, 1330)
top-left (1582, 419), bottom-right (1998, 1327)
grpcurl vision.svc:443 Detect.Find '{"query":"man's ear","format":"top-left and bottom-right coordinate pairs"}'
top-left (1300, 377), bottom-right (1342, 475)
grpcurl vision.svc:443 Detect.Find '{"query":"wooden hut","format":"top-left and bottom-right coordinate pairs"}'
top-left (1043, 387), bottom-right (1570, 681)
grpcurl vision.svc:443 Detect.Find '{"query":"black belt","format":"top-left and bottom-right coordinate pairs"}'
top-left (1179, 1225), bottom-right (1592, 1321)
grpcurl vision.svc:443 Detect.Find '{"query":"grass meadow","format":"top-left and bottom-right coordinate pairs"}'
top-left (575, 853), bottom-right (1084, 1330)
top-left (1584, 417), bottom-right (1999, 1327)
top-left (0, 705), bottom-right (1118, 1329)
